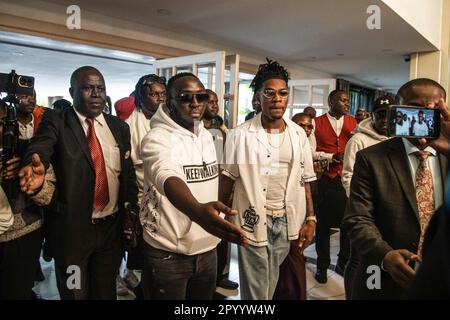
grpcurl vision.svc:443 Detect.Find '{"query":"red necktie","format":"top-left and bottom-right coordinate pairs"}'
top-left (86, 118), bottom-right (109, 211)
top-left (414, 151), bottom-right (434, 257)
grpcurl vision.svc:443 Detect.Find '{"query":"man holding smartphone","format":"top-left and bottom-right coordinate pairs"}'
top-left (343, 78), bottom-right (447, 299)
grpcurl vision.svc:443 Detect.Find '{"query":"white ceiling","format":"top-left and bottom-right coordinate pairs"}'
top-left (40, 0), bottom-right (438, 91)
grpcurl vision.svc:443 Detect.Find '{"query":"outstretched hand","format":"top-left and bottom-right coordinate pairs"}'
top-left (192, 201), bottom-right (249, 246)
top-left (18, 153), bottom-right (46, 195)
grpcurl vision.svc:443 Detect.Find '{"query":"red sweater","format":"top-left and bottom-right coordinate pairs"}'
top-left (315, 114), bottom-right (357, 179)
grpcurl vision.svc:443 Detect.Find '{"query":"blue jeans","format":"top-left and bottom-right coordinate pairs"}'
top-left (141, 243), bottom-right (217, 300)
top-left (238, 215), bottom-right (290, 300)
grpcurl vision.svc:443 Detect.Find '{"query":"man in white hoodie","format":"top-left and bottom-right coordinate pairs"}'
top-left (139, 72), bottom-right (246, 300)
top-left (342, 95), bottom-right (395, 197)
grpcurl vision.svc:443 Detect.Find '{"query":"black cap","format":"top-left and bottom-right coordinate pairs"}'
top-left (373, 95), bottom-right (395, 112)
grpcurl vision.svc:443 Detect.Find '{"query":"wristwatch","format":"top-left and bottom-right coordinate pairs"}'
top-left (305, 215), bottom-right (317, 224)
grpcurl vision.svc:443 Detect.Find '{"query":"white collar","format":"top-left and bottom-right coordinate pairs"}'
top-left (73, 107), bottom-right (106, 127)
top-left (402, 138), bottom-right (437, 157)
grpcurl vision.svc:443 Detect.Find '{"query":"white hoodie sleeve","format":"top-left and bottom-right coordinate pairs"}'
top-left (141, 129), bottom-right (186, 197)
top-left (301, 133), bottom-right (317, 182)
top-left (0, 186), bottom-right (13, 235)
top-left (342, 135), bottom-right (364, 197)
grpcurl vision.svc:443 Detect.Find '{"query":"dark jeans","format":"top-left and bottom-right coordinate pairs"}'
top-left (126, 235), bottom-right (144, 270)
top-left (0, 228), bottom-right (42, 300)
top-left (142, 243), bottom-right (217, 300)
top-left (55, 215), bottom-right (122, 300)
top-left (315, 176), bottom-right (350, 271)
top-left (216, 239), bottom-right (230, 281)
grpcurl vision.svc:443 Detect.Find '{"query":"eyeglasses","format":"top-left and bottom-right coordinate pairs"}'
top-left (175, 92), bottom-right (210, 104)
top-left (262, 88), bottom-right (289, 99)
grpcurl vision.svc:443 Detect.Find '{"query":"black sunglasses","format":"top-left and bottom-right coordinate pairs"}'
top-left (175, 92), bottom-right (210, 104)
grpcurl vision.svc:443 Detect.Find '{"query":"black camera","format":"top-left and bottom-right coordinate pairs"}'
top-left (0, 70), bottom-right (34, 200)
top-left (0, 70), bottom-right (34, 97)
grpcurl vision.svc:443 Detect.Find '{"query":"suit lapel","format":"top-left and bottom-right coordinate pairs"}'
top-left (387, 138), bottom-right (419, 219)
top-left (67, 108), bottom-right (94, 169)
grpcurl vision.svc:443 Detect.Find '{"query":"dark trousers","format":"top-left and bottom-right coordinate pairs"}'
top-left (0, 228), bottom-right (42, 300)
top-left (315, 176), bottom-right (350, 271)
top-left (216, 239), bottom-right (230, 281)
top-left (142, 243), bottom-right (217, 300)
top-left (55, 215), bottom-right (122, 300)
top-left (273, 239), bottom-right (307, 300)
top-left (126, 235), bottom-right (144, 270)
top-left (344, 249), bottom-right (360, 300)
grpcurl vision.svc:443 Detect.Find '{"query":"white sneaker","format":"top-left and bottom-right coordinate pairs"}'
top-left (116, 275), bottom-right (129, 296)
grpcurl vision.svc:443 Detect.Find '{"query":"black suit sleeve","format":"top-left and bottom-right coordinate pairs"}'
top-left (342, 150), bottom-right (393, 262)
top-left (22, 109), bottom-right (59, 169)
top-left (405, 207), bottom-right (450, 299)
top-left (121, 121), bottom-right (138, 206)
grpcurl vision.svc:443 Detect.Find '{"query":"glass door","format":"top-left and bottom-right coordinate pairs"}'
top-left (286, 79), bottom-right (337, 119)
top-left (153, 51), bottom-right (240, 128)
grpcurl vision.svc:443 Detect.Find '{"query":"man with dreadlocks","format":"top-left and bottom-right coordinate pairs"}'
top-left (220, 59), bottom-right (316, 299)
top-left (116, 74), bottom-right (167, 297)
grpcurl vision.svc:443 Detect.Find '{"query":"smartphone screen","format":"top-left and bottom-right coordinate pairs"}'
top-left (387, 105), bottom-right (440, 138)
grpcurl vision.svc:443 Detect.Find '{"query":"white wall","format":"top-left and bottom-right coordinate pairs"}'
top-left (382, 0), bottom-right (442, 49)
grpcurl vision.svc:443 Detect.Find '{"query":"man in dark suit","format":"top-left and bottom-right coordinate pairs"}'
top-left (343, 78), bottom-right (447, 299)
top-left (19, 66), bottom-right (138, 300)
top-left (406, 99), bottom-right (450, 299)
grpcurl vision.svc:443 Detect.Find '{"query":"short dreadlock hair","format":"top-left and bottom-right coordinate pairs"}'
top-left (249, 58), bottom-right (290, 93)
top-left (134, 74), bottom-right (166, 110)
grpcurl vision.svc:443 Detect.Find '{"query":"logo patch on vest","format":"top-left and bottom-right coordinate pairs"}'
top-left (241, 206), bottom-right (259, 233)
top-left (183, 162), bottom-right (219, 183)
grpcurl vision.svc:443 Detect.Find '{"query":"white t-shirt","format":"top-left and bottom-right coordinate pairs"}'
top-left (413, 122), bottom-right (429, 136)
top-left (266, 131), bottom-right (292, 210)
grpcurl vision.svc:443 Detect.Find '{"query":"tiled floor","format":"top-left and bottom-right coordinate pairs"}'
top-left (34, 231), bottom-right (345, 300)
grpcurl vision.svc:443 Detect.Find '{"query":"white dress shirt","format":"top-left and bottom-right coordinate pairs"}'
top-left (402, 139), bottom-right (443, 209)
top-left (18, 114), bottom-right (34, 140)
top-left (326, 112), bottom-right (344, 136)
top-left (74, 109), bottom-right (120, 218)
